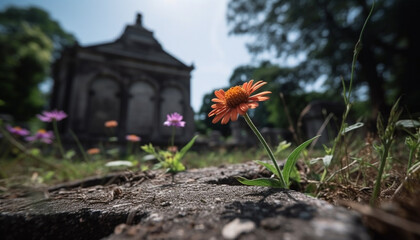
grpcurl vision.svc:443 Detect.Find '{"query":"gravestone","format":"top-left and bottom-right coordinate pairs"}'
top-left (300, 100), bottom-right (345, 146)
top-left (51, 14), bottom-right (195, 145)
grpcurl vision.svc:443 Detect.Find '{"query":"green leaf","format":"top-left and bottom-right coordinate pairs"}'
top-left (65, 150), bottom-right (76, 159)
top-left (396, 120), bottom-right (420, 128)
top-left (153, 162), bottom-right (163, 170)
top-left (274, 141), bottom-right (291, 155)
top-left (289, 166), bottom-right (301, 182)
top-left (169, 161), bottom-right (185, 173)
top-left (255, 160), bottom-right (280, 178)
top-left (30, 148), bottom-right (41, 156)
top-left (176, 135), bottom-right (198, 160)
top-left (342, 122), bottom-right (364, 135)
top-left (309, 158), bottom-right (322, 165)
top-left (282, 135), bottom-right (319, 187)
top-left (236, 177), bottom-right (283, 188)
top-left (141, 144), bottom-right (155, 154)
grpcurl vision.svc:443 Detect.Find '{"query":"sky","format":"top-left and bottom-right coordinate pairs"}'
top-left (0, 0), bottom-right (256, 113)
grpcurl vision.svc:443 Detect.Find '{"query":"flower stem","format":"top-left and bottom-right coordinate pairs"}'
top-left (69, 129), bottom-right (89, 162)
top-left (370, 144), bottom-right (390, 206)
top-left (52, 119), bottom-right (65, 159)
top-left (170, 126), bottom-right (176, 146)
top-left (243, 113), bottom-right (286, 187)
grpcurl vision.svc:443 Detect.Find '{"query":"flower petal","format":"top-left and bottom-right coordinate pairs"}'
top-left (212, 112), bottom-right (226, 123)
top-left (249, 80), bottom-right (267, 94)
top-left (211, 98), bottom-right (225, 103)
top-left (214, 89), bottom-right (225, 99)
top-left (239, 103), bottom-right (249, 113)
top-left (231, 108), bottom-right (239, 121)
top-left (248, 102), bottom-right (259, 109)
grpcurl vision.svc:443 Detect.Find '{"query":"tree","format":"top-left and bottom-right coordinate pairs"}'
top-left (227, 0), bottom-right (420, 119)
top-left (0, 6), bottom-right (76, 121)
top-left (0, 6), bottom-right (75, 57)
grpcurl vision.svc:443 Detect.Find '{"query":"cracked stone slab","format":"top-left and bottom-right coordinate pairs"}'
top-left (0, 162), bottom-right (370, 240)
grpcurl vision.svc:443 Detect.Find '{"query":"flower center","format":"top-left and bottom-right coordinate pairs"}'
top-left (225, 86), bottom-right (248, 108)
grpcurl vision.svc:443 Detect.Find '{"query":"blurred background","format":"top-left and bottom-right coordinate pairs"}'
top-left (1, 0), bottom-right (419, 145)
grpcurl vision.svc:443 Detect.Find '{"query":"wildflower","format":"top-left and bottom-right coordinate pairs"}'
top-left (208, 80), bottom-right (271, 124)
top-left (126, 134), bottom-right (141, 142)
top-left (105, 120), bottom-right (118, 128)
top-left (25, 129), bottom-right (54, 144)
top-left (6, 125), bottom-right (30, 136)
top-left (37, 110), bottom-right (67, 122)
top-left (163, 112), bottom-right (186, 128)
top-left (87, 148), bottom-right (100, 155)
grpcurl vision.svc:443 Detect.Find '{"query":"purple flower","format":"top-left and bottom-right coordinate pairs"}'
top-left (163, 112), bottom-right (186, 128)
top-left (25, 129), bottom-right (54, 144)
top-left (6, 125), bottom-right (30, 136)
top-left (37, 110), bottom-right (67, 122)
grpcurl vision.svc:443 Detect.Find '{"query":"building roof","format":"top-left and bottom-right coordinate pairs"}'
top-left (82, 14), bottom-right (193, 71)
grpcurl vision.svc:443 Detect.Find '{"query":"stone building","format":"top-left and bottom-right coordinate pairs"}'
top-left (51, 14), bottom-right (195, 144)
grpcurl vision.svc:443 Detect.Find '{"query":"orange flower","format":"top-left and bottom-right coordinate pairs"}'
top-left (105, 120), bottom-right (118, 128)
top-left (208, 80), bottom-right (271, 124)
top-left (126, 134), bottom-right (141, 142)
top-left (87, 148), bottom-right (100, 155)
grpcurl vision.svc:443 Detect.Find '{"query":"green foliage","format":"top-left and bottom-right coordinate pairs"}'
top-left (0, 6), bottom-right (76, 121)
top-left (397, 119), bottom-right (420, 174)
top-left (0, 6), bottom-right (76, 55)
top-left (227, 0), bottom-right (420, 117)
top-left (236, 177), bottom-right (283, 188)
top-left (237, 135), bottom-right (319, 188)
top-left (274, 141), bottom-right (291, 156)
top-left (328, 2), bottom-right (374, 171)
top-left (370, 98), bottom-right (402, 205)
top-left (342, 122), bottom-right (364, 135)
top-left (141, 136), bottom-right (198, 173)
top-left (0, 23), bottom-right (52, 120)
top-left (282, 136), bottom-right (319, 187)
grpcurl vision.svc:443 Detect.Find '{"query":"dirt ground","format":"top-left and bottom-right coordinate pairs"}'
top-left (0, 162), bottom-right (416, 240)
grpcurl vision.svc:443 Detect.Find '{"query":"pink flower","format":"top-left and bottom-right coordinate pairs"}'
top-left (37, 110), bottom-right (67, 122)
top-left (6, 125), bottom-right (30, 136)
top-left (126, 134), bottom-right (141, 142)
top-left (163, 112), bottom-right (186, 128)
top-left (25, 129), bottom-right (54, 144)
